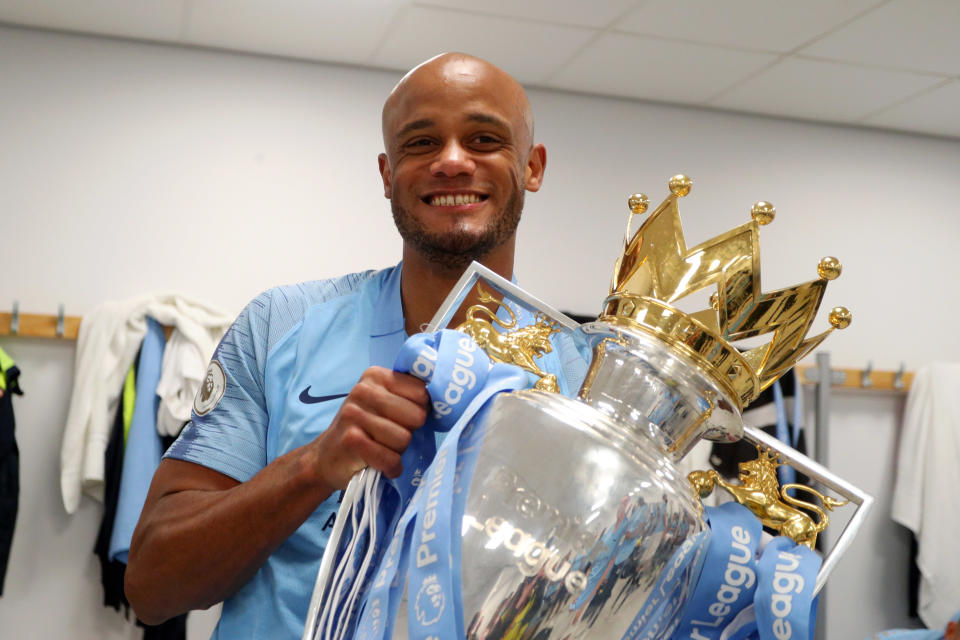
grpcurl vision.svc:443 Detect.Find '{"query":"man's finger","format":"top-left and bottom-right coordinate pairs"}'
top-left (364, 367), bottom-right (430, 406)
top-left (348, 432), bottom-right (403, 478)
top-left (357, 412), bottom-right (414, 452)
top-left (350, 378), bottom-right (427, 429)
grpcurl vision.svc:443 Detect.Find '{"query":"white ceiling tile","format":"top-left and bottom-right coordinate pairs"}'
top-left (184, 0), bottom-right (405, 64)
top-left (547, 32), bottom-right (777, 104)
top-left (2, 0), bottom-right (959, 139)
top-left (369, 5), bottom-right (597, 84)
top-left (415, 0), bottom-right (640, 29)
top-left (616, 0), bottom-right (884, 52)
top-left (0, 0), bottom-right (184, 40)
top-left (711, 57), bottom-right (942, 123)
top-left (863, 80), bottom-right (960, 139)
top-left (802, 0), bottom-right (960, 75)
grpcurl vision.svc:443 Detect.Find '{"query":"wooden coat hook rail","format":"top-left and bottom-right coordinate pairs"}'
top-left (0, 303), bottom-right (176, 341)
top-left (796, 361), bottom-right (913, 392)
top-left (1, 302), bottom-right (80, 340)
top-left (1, 306), bottom-right (919, 393)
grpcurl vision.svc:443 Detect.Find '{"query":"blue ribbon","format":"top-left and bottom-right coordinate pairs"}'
top-left (772, 382), bottom-right (797, 487)
top-left (352, 330), bottom-right (529, 640)
top-left (388, 330), bottom-right (489, 506)
top-left (753, 537), bottom-right (820, 640)
top-left (620, 529), bottom-right (711, 640)
top-left (671, 504), bottom-right (822, 640)
top-left (673, 503), bottom-right (762, 639)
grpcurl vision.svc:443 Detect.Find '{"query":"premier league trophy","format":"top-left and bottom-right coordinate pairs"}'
top-left (303, 176), bottom-right (872, 640)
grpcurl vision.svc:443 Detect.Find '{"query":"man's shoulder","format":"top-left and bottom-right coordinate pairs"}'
top-left (264, 269), bottom-right (382, 310)
top-left (237, 266), bottom-right (395, 354)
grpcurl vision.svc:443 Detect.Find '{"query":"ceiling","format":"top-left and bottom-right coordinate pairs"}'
top-left (2, 0), bottom-right (959, 140)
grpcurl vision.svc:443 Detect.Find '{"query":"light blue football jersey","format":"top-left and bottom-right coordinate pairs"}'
top-left (165, 263), bottom-right (588, 639)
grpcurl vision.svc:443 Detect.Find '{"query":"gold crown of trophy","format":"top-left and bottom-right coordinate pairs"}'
top-left (303, 175), bottom-right (873, 640)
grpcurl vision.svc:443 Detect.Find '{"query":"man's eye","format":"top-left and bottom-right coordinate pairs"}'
top-left (405, 138), bottom-right (435, 148)
top-left (472, 135), bottom-right (500, 146)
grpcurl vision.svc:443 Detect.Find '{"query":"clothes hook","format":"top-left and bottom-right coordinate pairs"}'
top-left (893, 362), bottom-right (906, 390)
top-left (10, 300), bottom-right (19, 335)
top-left (56, 303), bottom-right (65, 338)
top-left (860, 361), bottom-right (873, 388)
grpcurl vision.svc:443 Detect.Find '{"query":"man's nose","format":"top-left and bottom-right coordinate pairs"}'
top-left (431, 140), bottom-right (475, 177)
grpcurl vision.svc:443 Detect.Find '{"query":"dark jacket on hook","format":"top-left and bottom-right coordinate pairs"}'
top-left (0, 346), bottom-right (23, 595)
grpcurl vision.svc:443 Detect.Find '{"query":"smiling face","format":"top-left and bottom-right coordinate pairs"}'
top-left (379, 54), bottom-right (545, 272)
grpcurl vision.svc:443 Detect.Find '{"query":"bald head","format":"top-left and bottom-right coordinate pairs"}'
top-left (382, 53), bottom-right (534, 152)
top-left (377, 52), bottom-right (547, 275)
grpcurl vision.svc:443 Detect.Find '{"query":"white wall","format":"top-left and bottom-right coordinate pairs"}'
top-left (1, 24), bottom-right (957, 639)
top-left (817, 388), bottom-right (918, 639)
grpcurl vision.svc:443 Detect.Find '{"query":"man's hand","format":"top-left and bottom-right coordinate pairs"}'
top-left (311, 365), bottom-right (430, 490)
top-left (127, 366), bottom-right (429, 624)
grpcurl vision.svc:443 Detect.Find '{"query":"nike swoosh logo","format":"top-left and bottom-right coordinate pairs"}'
top-left (299, 386), bottom-right (349, 404)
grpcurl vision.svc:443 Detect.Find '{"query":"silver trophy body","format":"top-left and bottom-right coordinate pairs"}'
top-left (392, 321), bottom-right (742, 639)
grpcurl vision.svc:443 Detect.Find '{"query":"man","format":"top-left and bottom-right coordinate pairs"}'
top-left (125, 53), bottom-right (574, 638)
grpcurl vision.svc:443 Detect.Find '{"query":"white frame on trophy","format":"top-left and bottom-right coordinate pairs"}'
top-left (424, 261), bottom-right (580, 333)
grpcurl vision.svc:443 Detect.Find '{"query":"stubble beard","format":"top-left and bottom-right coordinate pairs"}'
top-left (392, 188), bottom-right (523, 272)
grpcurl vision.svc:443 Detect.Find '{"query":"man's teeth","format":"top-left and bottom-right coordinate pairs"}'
top-left (429, 193), bottom-right (481, 206)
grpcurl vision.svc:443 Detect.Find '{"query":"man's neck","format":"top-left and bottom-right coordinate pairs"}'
top-left (399, 242), bottom-right (515, 336)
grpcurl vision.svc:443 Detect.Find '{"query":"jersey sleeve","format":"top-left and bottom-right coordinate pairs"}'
top-left (164, 290), bottom-right (273, 482)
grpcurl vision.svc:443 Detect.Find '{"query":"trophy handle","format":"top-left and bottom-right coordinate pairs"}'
top-left (424, 261), bottom-right (580, 333)
top-left (738, 425), bottom-right (874, 594)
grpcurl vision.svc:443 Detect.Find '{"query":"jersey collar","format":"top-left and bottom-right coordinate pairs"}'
top-left (370, 262), bottom-right (404, 339)
top-left (369, 261), bottom-right (527, 336)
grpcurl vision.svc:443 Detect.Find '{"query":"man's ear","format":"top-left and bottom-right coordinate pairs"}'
top-left (378, 153), bottom-right (391, 198)
top-left (524, 144), bottom-right (546, 192)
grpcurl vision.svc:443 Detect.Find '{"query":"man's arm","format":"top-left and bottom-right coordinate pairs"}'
top-left (125, 366), bottom-right (429, 625)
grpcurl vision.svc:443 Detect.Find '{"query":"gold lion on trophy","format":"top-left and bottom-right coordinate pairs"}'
top-left (688, 447), bottom-right (847, 548)
top-left (456, 286), bottom-right (561, 392)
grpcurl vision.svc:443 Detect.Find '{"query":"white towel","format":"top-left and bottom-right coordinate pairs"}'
top-left (60, 293), bottom-right (233, 514)
top-left (156, 324), bottom-right (226, 437)
top-left (891, 362), bottom-right (960, 630)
